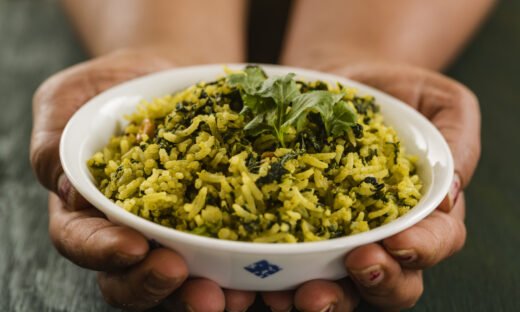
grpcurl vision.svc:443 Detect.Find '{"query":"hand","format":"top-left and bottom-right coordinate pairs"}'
top-left (261, 63), bottom-right (480, 312)
top-left (30, 49), bottom-right (256, 311)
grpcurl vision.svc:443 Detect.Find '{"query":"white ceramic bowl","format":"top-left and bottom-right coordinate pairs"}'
top-left (60, 64), bottom-right (453, 291)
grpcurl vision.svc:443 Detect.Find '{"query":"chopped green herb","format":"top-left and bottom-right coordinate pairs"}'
top-left (227, 66), bottom-right (358, 146)
top-left (256, 161), bottom-right (289, 184)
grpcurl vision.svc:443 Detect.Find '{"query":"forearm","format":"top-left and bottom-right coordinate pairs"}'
top-left (281, 0), bottom-right (496, 71)
top-left (60, 0), bottom-right (247, 64)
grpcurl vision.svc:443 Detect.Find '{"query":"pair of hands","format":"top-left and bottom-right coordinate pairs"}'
top-left (30, 49), bottom-right (480, 312)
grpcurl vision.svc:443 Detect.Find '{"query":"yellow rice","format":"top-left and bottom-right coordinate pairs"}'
top-left (87, 69), bottom-right (422, 243)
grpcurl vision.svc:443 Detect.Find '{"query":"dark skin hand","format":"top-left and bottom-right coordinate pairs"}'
top-left (31, 52), bottom-right (479, 311)
top-left (263, 63), bottom-right (480, 312)
top-left (31, 48), bottom-right (256, 312)
top-left (30, 0), bottom-right (487, 310)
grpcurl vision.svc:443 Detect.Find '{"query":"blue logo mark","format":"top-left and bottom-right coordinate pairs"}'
top-left (244, 260), bottom-right (282, 278)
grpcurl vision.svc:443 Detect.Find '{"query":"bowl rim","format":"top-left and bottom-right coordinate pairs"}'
top-left (60, 63), bottom-right (454, 254)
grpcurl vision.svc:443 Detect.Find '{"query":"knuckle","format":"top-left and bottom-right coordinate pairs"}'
top-left (451, 82), bottom-right (479, 107)
top-left (33, 74), bottom-right (59, 106)
top-left (452, 219), bottom-right (467, 254)
top-left (437, 216), bottom-right (456, 258)
top-left (411, 281), bottom-right (424, 305)
top-left (141, 281), bottom-right (175, 299)
top-left (28, 141), bottom-right (41, 170)
top-left (29, 142), bottom-right (45, 181)
top-left (48, 219), bottom-right (73, 261)
top-left (413, 212), bottom-right (467, 269)
top-left (426, 214), bottom-right (467, 261)
top-left (98, 275), bottom-right (121, 309)
top-left (420, 225), bottom-right (443, 267)
top-left (50, 215), bottom-right (88, 267)
top-left (33, 69), bottom-right (77, 112)
top-left (51, 233), bottom-right (73, 263)
top-left (98, 273), bottom-right (144, 311)
top-left (401, 282), bottom-right (423, 310)
top-left (48, 227), bottom-right (67, 258)
top-left (33, 63), bottom-right (97, 115)
top-left (29, 139), bottom-right (60, 191)
top-left (402, 296), bottom-right (420, 310)
top-left (100, 290), bottom-right (120, 309)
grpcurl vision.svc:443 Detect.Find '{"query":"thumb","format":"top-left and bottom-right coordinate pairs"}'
top-left (30, 49), bottom-right (175, 206)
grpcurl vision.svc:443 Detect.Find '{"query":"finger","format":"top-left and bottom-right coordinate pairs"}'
top-left (162, 279), bottom-right (226, 312)
top-left (383, 192), bottom-right (467, 270)
top-left (261, 290), bottom-right (294, 312)
top-left (98, 248), bottom-right (188, 311)
top-left (293, 279), bottom-right (359, 312)
top-left (224, 289), bottom-right (256, 312)
top-left (48, 192), bottom-right (149, 270)
top-left (345, 244), bottom-right (424, 311)
top-left (335, 63), bottom-right (481, 187)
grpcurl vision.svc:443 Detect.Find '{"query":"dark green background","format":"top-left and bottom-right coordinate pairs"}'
top-left (0, 0), bottom-right (518, 311)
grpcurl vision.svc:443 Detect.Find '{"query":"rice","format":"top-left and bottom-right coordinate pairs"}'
top-left (87, 67), bottom-right (422, 243)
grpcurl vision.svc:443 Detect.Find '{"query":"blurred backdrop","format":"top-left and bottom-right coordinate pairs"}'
top-left (0, 0), bottom-right (518, 311)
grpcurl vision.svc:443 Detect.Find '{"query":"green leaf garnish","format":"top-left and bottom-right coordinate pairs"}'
top-left (227, 66), bottom-right (359, 147)
top-left (286, 90), bottom-right (357, 136)
top-left (330, 100), bottom-right (358, 136)
top-left (227, 66), bottom-right (266, 94)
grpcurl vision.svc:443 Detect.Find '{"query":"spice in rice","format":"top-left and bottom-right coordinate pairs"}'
top-left (87, 66), bottom-right (422, 243)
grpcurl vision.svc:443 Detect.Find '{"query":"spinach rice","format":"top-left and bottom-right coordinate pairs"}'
top-left (87, 66), bottom-right (422, 243)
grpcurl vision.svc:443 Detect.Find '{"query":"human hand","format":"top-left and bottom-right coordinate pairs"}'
top-left (30, 49), bottom-right (256, 311)
top-left (262, 63), bottom-right (480, 312)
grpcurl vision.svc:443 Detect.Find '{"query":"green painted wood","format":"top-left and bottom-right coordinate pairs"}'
top-left (0, 1), bottom-right (517, 311)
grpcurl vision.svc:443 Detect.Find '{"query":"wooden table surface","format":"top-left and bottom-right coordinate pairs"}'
top-left (0, 0), bottom-right (518, 311)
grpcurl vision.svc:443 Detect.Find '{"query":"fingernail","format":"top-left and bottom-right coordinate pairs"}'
top-left (185, 304), bottom-right (195, 312)
top-left (388, 248), bottom-right (418, 263)
top-left (56, 173), bottom-right (90, 210)
top-left (351, 265), bottom-right (384, 287)
top-left (319, 303), bottom-right (335, 312)
top-left (448, 174), bottom-right (461, 210)
top-left (270, 307), bottom-right (293, 312)
top-left (113, 251), bottom-right (144, 267)
top-left (57, 174), bottom-right (70, 203)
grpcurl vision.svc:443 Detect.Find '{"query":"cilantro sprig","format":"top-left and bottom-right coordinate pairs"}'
top-left (227, 66), bottom-right (358, 147)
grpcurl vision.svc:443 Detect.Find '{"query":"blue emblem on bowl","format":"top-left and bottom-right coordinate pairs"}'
top-left (244, 260), bottom-right (282, 278)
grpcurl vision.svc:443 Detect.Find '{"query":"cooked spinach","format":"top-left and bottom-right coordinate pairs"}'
top-left (89, 162), bottom-right (106, 169)
top-left (175, 101), bottom-right (189, 113)
top-left (256, 162), bottom-right (289, 184)
top-left (386, 141), bottom-right (400, 164)
top-left (296, 129), bottom-right (323, 152)
top-left (246, 153), bottom-right (260, 173)
top-left (352, 123), bottom-right (364, 138)
top-left (353, 96), bottom-right (379, 115)
top-left (364, 148), bottom-right (378, 163)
